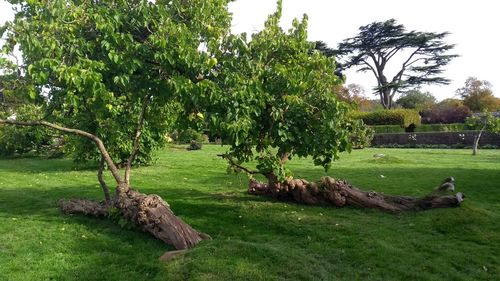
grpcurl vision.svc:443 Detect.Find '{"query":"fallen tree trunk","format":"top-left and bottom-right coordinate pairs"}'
top-left (1, 119), bottom-right (209, 250)
top-left (59, 183), bottom-right (210, 250)
top-left (248, 176), bottom-right (464, 212)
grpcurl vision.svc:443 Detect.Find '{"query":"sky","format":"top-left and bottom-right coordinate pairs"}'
top-left (1, 0), bottom-right (499, 101)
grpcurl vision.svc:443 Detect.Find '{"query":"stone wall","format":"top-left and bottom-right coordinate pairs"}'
top-left (372, 131), bottom-right (500, 146)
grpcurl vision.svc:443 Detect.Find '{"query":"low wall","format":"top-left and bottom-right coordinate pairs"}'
top-left (372, 131), bottom-right (500, 146)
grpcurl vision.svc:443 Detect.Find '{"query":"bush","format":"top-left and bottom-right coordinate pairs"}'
top-left (350, 109), bottom-right (421, 128)
top-left (186, 140), bottom-right (202, 150)
top-left (415, 123), bottom-right (472, 132)
top-left (421, 105), bottom-right (471, 124)
top-left (351, 124), bottom-right (374, 148)
top-left (371, 125), bottom-right (405, 134)
top-left (372, 123), bottom-right (474, 134)
top-left (171, 128), bottom-right (208, 144)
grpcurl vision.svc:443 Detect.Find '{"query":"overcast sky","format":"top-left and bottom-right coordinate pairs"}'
top-left (2, 0), bottom-right (499, 101)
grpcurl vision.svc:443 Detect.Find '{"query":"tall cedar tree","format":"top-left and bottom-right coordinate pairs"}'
top-left (335, 19), bottom-right (457, 109)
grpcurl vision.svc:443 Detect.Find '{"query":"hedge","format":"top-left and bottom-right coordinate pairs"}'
top-left (350, 109), bottom-right (421, 128)
top-left (372, 123), bottom-right (474, 134)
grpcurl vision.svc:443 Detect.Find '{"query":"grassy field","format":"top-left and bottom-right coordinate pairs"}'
top-left (0, 145), bottom-right (499, 281)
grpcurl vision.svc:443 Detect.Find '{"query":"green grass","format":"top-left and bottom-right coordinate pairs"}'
top-left (1, 146), bottom-right (499, 281)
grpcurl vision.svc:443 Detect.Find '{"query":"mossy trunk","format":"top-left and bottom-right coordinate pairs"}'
top-left (248, 176), bottom-right (464, 212)
top-left (60, 183), bottom-right (210, 250)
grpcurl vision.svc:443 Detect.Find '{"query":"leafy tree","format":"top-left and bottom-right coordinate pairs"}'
top-left (336, 19), bottom-right (457, 109)
top-left (202, 2), bottom-right (463, 212)
top-left (457, 77), bottom-right (500, 112)
top-left (1, 0), bottom-right (232, 250)
top-left (466, 111), bottom-right (500, 155)
top-left (203, 1), bottom-right (355, 185)
top-left (438, 98), bottom-right (465, 108)
top-left (396, 90), bottom-right (436, 111)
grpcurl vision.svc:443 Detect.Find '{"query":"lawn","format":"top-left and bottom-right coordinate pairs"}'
top-left (0, 146), bottom-right (499, 281)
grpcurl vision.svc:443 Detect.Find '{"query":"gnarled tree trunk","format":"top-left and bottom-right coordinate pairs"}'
top-left (60, 183), bottom-right (210, 250)
top-left (248, 176), bottom-right (464, 212)
top-left (1, 119), bottom-right (209, 250)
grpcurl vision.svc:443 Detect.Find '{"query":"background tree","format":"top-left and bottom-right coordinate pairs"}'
top-left (396, 90), bottom-right (436, 111)
top-left (457, 77), bottom-right (500, 112)
top-left (336, 19), bottom-right (457, 109)
top-left (466, 111), bottom-right (500, 155)
top-left (0, 46), bottom-right (58, 157)
top-left (314, 40), bottom-right (335, 57)
top-left (1, 0), bottom-right (232, 251)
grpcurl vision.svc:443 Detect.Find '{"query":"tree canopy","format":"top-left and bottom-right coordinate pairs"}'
top-left (396, 90), bottom-right (436, 111)
top-left (336, 19), bottom-right (457, 109)
top-left (201, 1), bottom-right (356, 182)
top-left (457, 77), bottom-right (500, 112)
top-left (1, 0), bottom-right (232, 165)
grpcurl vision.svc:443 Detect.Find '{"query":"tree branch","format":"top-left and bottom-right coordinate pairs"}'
top-left (385, 46), bottom-right (402, 61)
top-left (217, 154), bottom-right (260, 175)
top-left (124, 94), bottom-right (151, 185)
top-left (0, 119), bottom-right (124, 184)
top-left (98, 156), bottom-right (112, 204)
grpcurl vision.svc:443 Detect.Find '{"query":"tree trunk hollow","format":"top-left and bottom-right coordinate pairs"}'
top-left (248, 176), bottom-right (464, 212)
top-left (60, 184), bottom-right (210, 250)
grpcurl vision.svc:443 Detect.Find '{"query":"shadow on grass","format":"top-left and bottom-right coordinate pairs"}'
top-left (1, 163), bottom-right (500, 280)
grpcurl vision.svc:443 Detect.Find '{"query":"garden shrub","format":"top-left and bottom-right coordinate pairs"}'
top-left (371, 125), bottom-right (405, 134)
top-left (171, 128), bottom-right (208, 144)
top-left (421, 105), bottom-right (471, 124)
top-left (351, 124), bottom-right (374, 148)
top-left (186, 140), bottom-right (203, 151)
top-left (415, 123), bottom-right (473, 132)
top-left (350, 109), bottom-right (421, 128)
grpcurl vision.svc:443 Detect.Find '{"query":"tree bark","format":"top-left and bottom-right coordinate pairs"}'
top-left (248, 176), bottom-right (464, 212)
top-left (98, 156), bottom-right (112, 204)
top-left (1, 119), bottom-right (209, 250)
top-left (124, 94), bottom-right (151, 185)
top-left (59, 184), bottom-right (211, 250)
top-left (472, 126), bottom-right (485, 156)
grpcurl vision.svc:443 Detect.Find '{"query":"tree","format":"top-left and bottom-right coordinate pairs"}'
top-left (336, 19), bottom-right (457, 109)
top-left (396, 90), bottom-right (436, 111)
top-left (465, 111), bottom-right (500, 155)
top-left (205, 3), bottom-right (464, 212)
top-left (457, 77), bottom-right (500, 112)
top-left (1, 0), bottom-right (232, 251)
